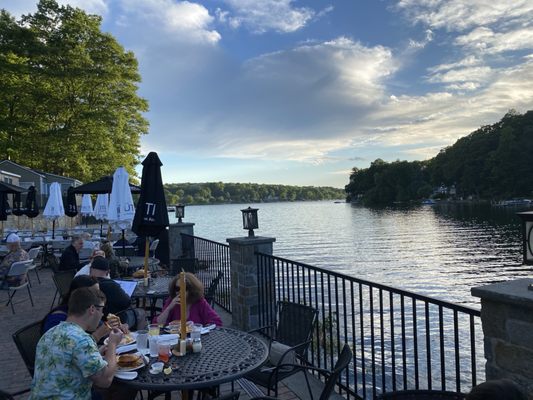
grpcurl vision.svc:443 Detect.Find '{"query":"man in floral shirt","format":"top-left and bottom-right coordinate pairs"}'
top-left (29, 287), bottom-right (123, 399)
top-left (0, 233), bottom-right (29, 286)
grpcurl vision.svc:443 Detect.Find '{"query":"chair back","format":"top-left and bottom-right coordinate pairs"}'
top-left (377, 391), bottom-right (466, 400)
top-left (52, 269), bottom-right (76, 301)
top-left (205, 270), bottom-right (223, 307)
top-left (12, 320), bottom-right (42, 376)
top-left (7, 260), bottom-right (33, 278)
top-left (276, 301), bottom-right (319, 358)
top-left (149, 239), bottom-right (160, 251)
top-left (27, 246), bottom-right (42, 260)
top-left (319, 344), bottom-right (353, 400)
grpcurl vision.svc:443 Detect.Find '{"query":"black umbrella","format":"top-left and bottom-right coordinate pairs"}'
top-left (12, 192), bottom-right (25, 217)
top-left (0, 192), bottom-right (11, 238)
top-left (24, 186), bottom-right (39, 235)
top-left (132, 152), bottom-right (169, 277)
top-left (73, 176), bottom-right (141, 194)
top-left (64, 186), bottom-right (78, 229)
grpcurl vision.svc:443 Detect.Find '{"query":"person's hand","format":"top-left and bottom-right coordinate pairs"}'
top-left (168, 296), bottom-right (181, 309)
top-left (120, 323), bottom-right (130, 334)
top-left (98, 345), bottom-right (108, 356)
top-left (106, 316), bottom-right (121, 330)
top-left (107, 328), bottom-right (123, 347)
top-left (93, 323), bottom-right (110, 343)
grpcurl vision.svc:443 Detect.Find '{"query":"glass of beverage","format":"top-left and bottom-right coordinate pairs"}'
top-left (158, 340), bottom-right (171, 363)
top-left (191, 323), bottom-right (202, 341)
top-left (136, 330), bottom-right (148, 354)
top-left (148, 324), bottom-right (160, 336)
top-left (149, 336), bottom-right (158, 357)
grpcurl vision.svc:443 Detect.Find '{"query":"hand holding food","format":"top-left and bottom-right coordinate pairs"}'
top-left (108, 328), bottom-right (124, 347)
top-left (106, 313), bottom-right (121, 329)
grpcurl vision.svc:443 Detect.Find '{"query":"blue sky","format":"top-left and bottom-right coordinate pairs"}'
top-left (3, 0), bottom-right (533, 188)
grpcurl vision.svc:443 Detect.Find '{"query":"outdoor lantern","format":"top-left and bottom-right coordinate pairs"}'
top-left (241, 206), bottom-right (259, 237)
top-left (175, 204), bottom-right (185, 223)
top-left (517, 211), bottom-right (533, 265)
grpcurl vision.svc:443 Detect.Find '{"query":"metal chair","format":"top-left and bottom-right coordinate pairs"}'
top-left (149, 239), bottom-right (160, 258)
top-left (245, 301), bottom-right (319, 398)
top-left (2, 260), bottom-right (34, 314)
top-left (250, 344), bottom-right (353, 400)
top-left (377, 391), bottom-right (466, 399)
top-left (12, 320), bottom-right (42, 377)
top-left (204, 270), bottom-right (223, 307)
top-left (50, 269), bottom-right (76, 308)
top-left (27, 246), bottom-right (42, 285)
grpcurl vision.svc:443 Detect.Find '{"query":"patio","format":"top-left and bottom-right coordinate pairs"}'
top-left (0, 265), bottom-right (335, 399)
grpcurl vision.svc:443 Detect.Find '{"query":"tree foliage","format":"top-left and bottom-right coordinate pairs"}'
top-left (164, 182), bottom-right (345, 205)
top-left (345, 110), bottom-right (533, 204)
top-left (0, 0), bottom-right (148, 181)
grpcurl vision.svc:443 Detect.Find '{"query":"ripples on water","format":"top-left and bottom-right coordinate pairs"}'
top-left (170, 201), bottom-right (530, 308)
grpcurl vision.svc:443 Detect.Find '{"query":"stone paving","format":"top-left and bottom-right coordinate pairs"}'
top-left (0, 265), bottom-right (304, 399)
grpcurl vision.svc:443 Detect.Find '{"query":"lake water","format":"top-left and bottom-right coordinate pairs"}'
top-left (169, 201), bottom-right (531, 308)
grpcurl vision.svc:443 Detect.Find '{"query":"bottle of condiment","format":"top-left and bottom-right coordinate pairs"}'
top-left (192, 338), bottom-right (202, 353)
top-left (178, 338), bottom-right (186, 356)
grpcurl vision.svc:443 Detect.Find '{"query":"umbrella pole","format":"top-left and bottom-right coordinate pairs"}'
top-left (1, 221), bottom-right (3, 239)
top-left (100, 222), bottom-right (103, 238)
top-left (52, 220), bottom-right (55, 239)
top-left (17, 216), bottom-right (20, 230)
top-left (122, 229), bottom-right (126, 256)
top-left (143, 238), bottom-right (150, 286)
top-left (31, 218), bottom-right (34, 237)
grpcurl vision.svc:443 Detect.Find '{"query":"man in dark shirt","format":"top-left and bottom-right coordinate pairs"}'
top-left (59, 235), bottom-right (83, 271)
top-left (89, 256), bottom-right (131, 316)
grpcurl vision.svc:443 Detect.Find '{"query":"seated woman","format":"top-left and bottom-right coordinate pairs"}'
top-left (155, 272), bottom-right (222, 327)
top-left (0, 233), bottom-right (30, 286)
top-left (42, 275), bottom-right (128, 340)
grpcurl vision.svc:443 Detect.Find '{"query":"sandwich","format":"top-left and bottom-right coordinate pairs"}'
top-left (106, 313), bottom-right (121, 329)
top-left (117, 353), bottom-right (143, 369)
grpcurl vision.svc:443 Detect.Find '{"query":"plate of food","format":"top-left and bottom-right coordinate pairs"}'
top-left (164, 320), bottom-right (193, 334)
top-left (117, 353), bottom-right (146, 372)
top-left (104, 333), bottom-right (136, 347)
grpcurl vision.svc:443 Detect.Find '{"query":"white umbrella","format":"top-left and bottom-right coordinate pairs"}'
top-left (108, 167), bottom-right (135, 254)
top-left (43, 182), bottom-right (65, 239)
top-left (80, 194), bottom-right (94, 216)
top-left (94, 193), bottom-right (109, 237)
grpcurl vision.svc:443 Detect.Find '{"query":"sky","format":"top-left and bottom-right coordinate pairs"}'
top-left (2, 1), bottom-right (533, 188)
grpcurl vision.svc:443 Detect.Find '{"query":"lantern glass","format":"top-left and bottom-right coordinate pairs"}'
top-left (241, 207), bottom-right (259, 236)
top-left (175, 204), bottom-right (185, 222)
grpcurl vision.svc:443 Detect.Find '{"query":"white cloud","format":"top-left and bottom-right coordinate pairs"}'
top-left (428, 55), bottom-right (481, 74)
top-left (116, 0), bottom-right (220, 44)
top-left (427, 66), bottom-right (492, 84)
top-left (218, 0), bottom-right (317, 33)
top-left (455, 26), bottom-right (533, 54)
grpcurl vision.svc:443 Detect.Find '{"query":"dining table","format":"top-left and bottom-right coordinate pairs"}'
top-left (119, 256), bottom-right (160, 277)
top-left (131, 276), bottom-right (171, 319)
top-left (115, 327), bottom-right (268, 398)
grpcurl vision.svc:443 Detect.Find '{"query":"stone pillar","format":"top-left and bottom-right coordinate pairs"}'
top-left (226, 236), bottom-right (276, 331)
top-left (472, 278), bottom-right (533, 397)
top-left (168, 222), bottom-right (195, 261)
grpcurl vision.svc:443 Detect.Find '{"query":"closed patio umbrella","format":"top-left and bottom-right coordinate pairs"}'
top-left (73, 176), bottom-right (141, 194)
top-left (80, 194), bottom-right (94, 227)
top-left (64, 186), bottom-right (78, 229)
top-left (93, 193), bottom-right (109, 237)
top-left (12, 192), bottom-right (25, 229)
top-left (108, 167), bottom-right (135, 255)
top-left (0, 181), bottom-right (25, 237)
top-left (132, 152), bottom-right (169, 281)
top-left (24, 186), bottom-right (39, 235)
top-left (43, 182), bottom-right (65, 239)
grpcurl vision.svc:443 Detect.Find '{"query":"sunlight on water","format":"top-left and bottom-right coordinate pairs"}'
top-left (170, 201), bottom-right (528, 308)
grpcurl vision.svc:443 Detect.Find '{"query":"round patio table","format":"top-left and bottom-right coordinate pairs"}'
top-left (119, 256), bottom-right (160, 276)
top-left (117, 327), bottom-right (268, 391)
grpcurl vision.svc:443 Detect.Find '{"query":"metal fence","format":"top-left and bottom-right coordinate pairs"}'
top-left (182, 234), bottom-right (232, 312)
top-left (256, 252), bottom-right (483, 399)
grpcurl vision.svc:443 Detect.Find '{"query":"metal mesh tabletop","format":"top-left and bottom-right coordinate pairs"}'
top-left (132, 277), bottom-right (171, 299)
top-left (118, 327), bottom-right (268, 391)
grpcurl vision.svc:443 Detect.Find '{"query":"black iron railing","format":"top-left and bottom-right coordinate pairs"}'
top-left (182, 234), bottom-right (232, 312)
top-left (256, 252), bottom-right (482, 400)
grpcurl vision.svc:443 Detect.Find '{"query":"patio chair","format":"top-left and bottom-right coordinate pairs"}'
top-left (2, 260), bottom-right (34, 314)
top-left (12, 320), bottom-right (42, 377)
top-left (245, 301), bottom-right (319, 398)
top-left (204, 270), bottom-right (223, 307)
top-left (149, 239), bottom-right (160, 257)
top-left (377, 390), bottom-right (466, 399)
top-left (27, 246), bottom-right (42, 285)
top-left (50, 269), bottom-right (76, 308)
top-left (250, 344), bottom-right (353, 400)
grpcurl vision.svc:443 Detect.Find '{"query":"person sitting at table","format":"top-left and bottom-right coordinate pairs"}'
top-left (41, 275), bottom-right (127, 339)
top-left (59, 235), bottom-right (83, 271)
top-left (81, 232), bottom-right (97, 250)
top-left (155, 272), bottom-right (222, 327)
top-left (75, 250), bottom-right (107, 278)
top-left (0, 233), bottom-right (30, 286)
top-left (100, 242), bottom-right (120, 278)
top-left (89, 256), bottom-right (131, 316)
top-left (30, 287), bottom-right (124, 400)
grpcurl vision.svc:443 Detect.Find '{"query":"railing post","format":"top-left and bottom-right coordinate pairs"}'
top-left (226, 235), bottom-right (276, 331)
top-left (472, 278), bottom-right (533, 395)
top-left (168, 222), bottom-right (195, 260)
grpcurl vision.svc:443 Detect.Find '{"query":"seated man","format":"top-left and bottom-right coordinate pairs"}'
top-left (89, 257), bottom-right (131, 316)
top-left (75, 250), bottom-right (107, 278)
top-left (29, 287), bottom-right (123, 400)
top-left (59, 235), bottom-right (83, 271)
top-left (0, 233), bottom-right (29, 286)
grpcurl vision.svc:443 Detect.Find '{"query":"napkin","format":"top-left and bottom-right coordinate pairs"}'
top-left (116, 344), bottom-right (137, 354)
top-left (115, 371), bottom-right (138, 380)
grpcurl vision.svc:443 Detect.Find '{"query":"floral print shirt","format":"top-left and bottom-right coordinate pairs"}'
top-left (29, 322), bottom-right (107, 400)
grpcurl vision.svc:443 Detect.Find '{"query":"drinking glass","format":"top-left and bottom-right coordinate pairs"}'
top-left (149, 336), bottom-right (159, 357)
top-left (158, 340), bottom-right (171, 363)
top-left (148, 324), bottom-right (160, 336)
top-left (136, 330), bottom-right (148, 354)
top-left (191, 323), bottom-right (202, 341)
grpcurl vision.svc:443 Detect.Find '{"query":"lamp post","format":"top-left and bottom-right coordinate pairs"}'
top-left (175, 204), bottom-right (185, 223)
top-left (517, 211), bottom-right (533, 265)
top-left (241, 206), bottom-right (259, 237)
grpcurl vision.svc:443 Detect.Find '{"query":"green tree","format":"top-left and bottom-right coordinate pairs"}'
top-left (0, 0), bottom-right (148, 181)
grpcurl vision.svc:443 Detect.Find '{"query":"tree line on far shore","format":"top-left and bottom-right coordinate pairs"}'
top-left (345, 110), bottom-right (533, 205)
top-left (164, 182), bottom-right (345, 205)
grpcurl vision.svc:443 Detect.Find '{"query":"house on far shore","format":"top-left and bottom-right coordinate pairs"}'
top-left (0, 160), bottom-right (81, 206)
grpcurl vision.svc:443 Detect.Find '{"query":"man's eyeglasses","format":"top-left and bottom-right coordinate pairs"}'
top-left (93, 304), bottom-right (104, 310)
